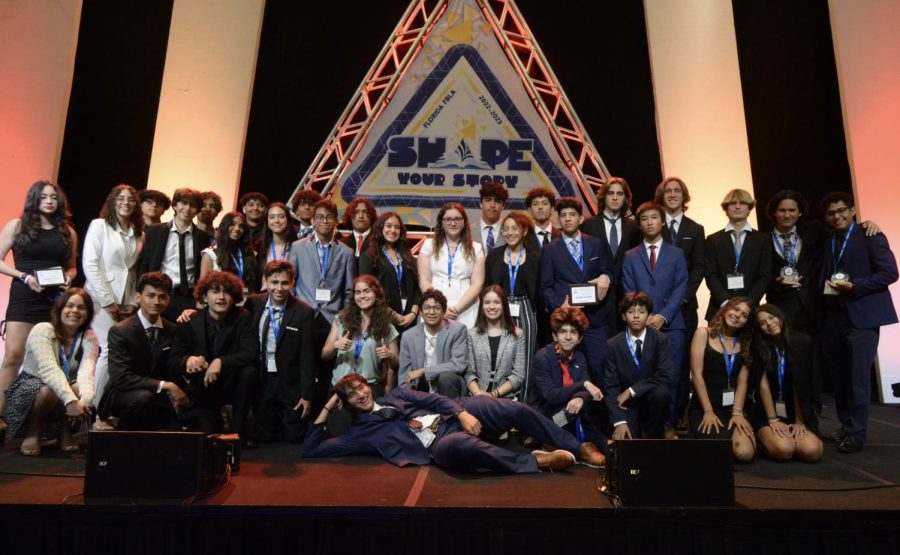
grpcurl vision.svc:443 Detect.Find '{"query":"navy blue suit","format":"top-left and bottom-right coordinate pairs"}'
top-left (302, 387), bottom-right (582, 473)
top-left (820, 223), bottom-right (898, 444)
top-left (622, 241), bottom-right (688, 423)
top-left (604, 329), bottom-right (673, 438)
top-left (540, 232), bottom-right (613, 378)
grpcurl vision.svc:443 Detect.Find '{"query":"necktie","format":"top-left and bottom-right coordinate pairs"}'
top-left (355, 234), bottom-right (363, 257)
top-left (540, 231), bottom-right (549, 248)
top-left (649, 244), bottom-right (657, 271)
top-left (605, 215), bottom-right (619, 253)
top-left (300, 226), bottom-right (313, 239)
top-left (567, 238), bottom-right (582, 267)
top-left (178, 230), bottom-right (189, 296)
top-left (374, 406), bottom-right (400, 420)
top-left (781, 232), bottom-right (793, 262)
top-left (635, 339), bottom-right (643, 361)
top-left (147, 327), bottom-right (158, 347)
top-left (669, 219), bottom-right (678, 244)
top-left (559, 359), bottom-right (574, 387)
top-left (732, 229), bottom-right (744, 256)
top-left (485, 226), bottom-right (495, 252)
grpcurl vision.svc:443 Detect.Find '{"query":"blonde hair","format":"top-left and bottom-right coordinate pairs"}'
top-left (720, 188), bottom-right (755, 211)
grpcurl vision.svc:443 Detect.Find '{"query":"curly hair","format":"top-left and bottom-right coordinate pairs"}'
top-left (549, 306), bottom-right (589, 335)
top-left (368, 212), bottom-right (415, 274)
top-left (342, 197), bottom-right (377, 230)
top-left (431, 202), bottom-right (475, 261)
top-left (338, 275), bottom-right (394, 343)
top-left (501, 212), bottom-right (535, 249)
top-left (473, 285), bottom-right (516, 334)
top-left (13, 181), bottom-right (74, 260)
top-left (214, 211), bottom-right (257, 291)
top-left (99, 183), bottom-right (143, 237)
top-left (709, 297), bottom-right (753, 359)
top-left (525, 187), bottom-right (556, 208)
top-left (194, 271), bottom-right (246, 304)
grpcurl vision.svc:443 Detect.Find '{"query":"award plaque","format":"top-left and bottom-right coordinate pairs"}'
top-left (34, 266), bottom-right (66, 287)
top-left (830, 272), bottom-right (849, 283)
top-left (569, 283), bottom-right (598, 306)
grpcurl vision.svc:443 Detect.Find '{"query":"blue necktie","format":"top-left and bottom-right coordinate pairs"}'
top-left (567, 238), bottom-right (582, 266)
top-left (669, 219), bottom-right (678, 244)
top-left (605, 215), bottom-right (619, 253)
top-left (485, 226), bottom-right (495, 252)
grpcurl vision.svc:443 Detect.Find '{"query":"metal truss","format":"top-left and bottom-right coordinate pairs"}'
top-left (289, 0), bottom-right (608, 215)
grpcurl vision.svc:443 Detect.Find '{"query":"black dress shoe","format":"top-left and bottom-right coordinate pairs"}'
top-left (837, 436), bottom-right (863, 454)
top-left (827, 428), bottom-right (847, 444)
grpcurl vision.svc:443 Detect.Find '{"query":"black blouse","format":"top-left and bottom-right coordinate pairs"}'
top-left (359, 247), bottom-right (421, 317)
top-left (484, 245), bottom-right (540, 301)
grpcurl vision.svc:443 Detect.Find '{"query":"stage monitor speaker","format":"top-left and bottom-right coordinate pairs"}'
top-left (604, 439), bottom-right (734, 507)
top-left (85, 431), bottom-right (227, 502)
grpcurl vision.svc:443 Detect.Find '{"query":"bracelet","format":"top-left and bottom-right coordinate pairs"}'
top-left (323, 406), bottom-right (331, 412)
top-left (19, 272), bottom-right (29, 284)
top-left (768, 416), bottom-right (780, 423)
top-left (731, 411), bottom-right (743, 416)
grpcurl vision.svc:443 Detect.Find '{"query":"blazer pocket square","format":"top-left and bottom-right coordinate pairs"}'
top-left (161, 347), bottom-right (171, 351)
top-left (286, 326), bottom-right (299, 332)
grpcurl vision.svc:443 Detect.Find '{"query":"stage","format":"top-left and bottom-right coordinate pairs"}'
top-left (1, 397), bottom-right (899, 554)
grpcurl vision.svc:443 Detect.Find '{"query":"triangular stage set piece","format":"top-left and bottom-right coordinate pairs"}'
top-left (291, 0), bottom-right (610, 226)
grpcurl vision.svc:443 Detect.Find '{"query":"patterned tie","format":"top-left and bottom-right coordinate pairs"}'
top-left (781, 232), bottom-right (794, 263)
top-left (669, 219), bottom-right (678, 244)
top-left (374, 406), bottom-right (400, 420)
top-left (649, 244), bottom-right (657, 271)
top-left (485, 226), bottom-right (495, 252)
top-left (604, 215), bottom-right (619, 253)
top-left (567, 237), bottom-right (582, 267)
top-left (299, 226), bottom-right (314, 239)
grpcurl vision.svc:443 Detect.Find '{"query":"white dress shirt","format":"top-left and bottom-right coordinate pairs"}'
top-left (161, 221), bottom-right (196, 287)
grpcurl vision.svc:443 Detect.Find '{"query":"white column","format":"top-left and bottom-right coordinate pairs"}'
top-left (830, 0), bottom-right (900, 403)
top-left (147, 0), bottom-right (266, 215)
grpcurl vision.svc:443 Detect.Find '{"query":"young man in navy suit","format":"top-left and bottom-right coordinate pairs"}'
top-left (540, 197), bottom-right (613, 380)
top-left (819, 192), bottom-right (898, 454)
top-left (303, 373), bottom-right (606, 472)
top-left (622, 201), bottom-right (688, 436)
top-left (604, 292), bottom-right (674, 440)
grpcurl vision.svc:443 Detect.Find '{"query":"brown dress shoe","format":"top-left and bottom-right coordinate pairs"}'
top-left (577, 442), bottom-right (606, 467)
top-left (532, 449), bottom-right (575, 471)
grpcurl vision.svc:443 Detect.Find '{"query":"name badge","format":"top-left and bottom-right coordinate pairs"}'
top-left (721, 388), bottom-right (735, 407)
top-left (726, 273), bottom-right (744, 290)
top-left (509, 302), bottom-right (521, 318)
top-left (315, 288), bottom-right (331, 302)
top-left (775, 400), bottom-right (787, 419)
top-left (552, 409), bottom-right (569, 427)
top-left (400, 297), bottom-right (408, 311)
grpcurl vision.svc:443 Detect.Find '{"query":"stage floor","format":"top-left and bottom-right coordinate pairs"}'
top-left (1, 397), bottom-right (898, 511)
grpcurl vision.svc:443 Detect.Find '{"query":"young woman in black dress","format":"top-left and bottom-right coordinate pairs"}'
top-left (359, 212), bottom-right (420, 333)
top-left (688, 297), bottom-right (756, 462)
top-left (0, 181), bottom-right (78, 439)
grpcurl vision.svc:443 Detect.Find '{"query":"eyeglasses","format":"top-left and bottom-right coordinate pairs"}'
top-left (824, 206), bottom-right (851, 218)
top-left (115, 196), bottom-right (137, 205)
top-left (442, 217), bottom-right (464, 224)
top-left (421, 304), bottom-right (443, 312)
top-left (500, 227), bottom-right (521, 234)
top-left (314, 214), bottom-right (336, 222)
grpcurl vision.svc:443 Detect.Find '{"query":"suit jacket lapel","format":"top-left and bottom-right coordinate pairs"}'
top-left (495, 331), bottom-right (512, 371)
top-left (276, 298), bottom-right (294, 349)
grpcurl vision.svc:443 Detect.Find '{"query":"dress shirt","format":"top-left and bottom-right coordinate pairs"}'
top-left (137, 310), bottom-right (166, 393)
top-left (665, 212), bottom-right (683, 240)
top-left (258, 298), bottom-right (284, 372)
top-left (643, 238), bottom-right (664, 261)
top-left (371, 401), bottom-right (441, 449)
top-left (424, 326), bottom-right (438, 369)
top-left (773, 226), bottom-right (802, 259)
top-left (612, 327), bottom-right (648, 427)
top-left (481, 219), bottom-right (502, 248)
top-left (298, 224), bottom-right (315, 239)
top-left (354, 229), bottom-right (371, 256)
top-left (724, 222), bottom-right (753, 247)
top-left (603, 211), bottom-right (622, 246)
top-left (162, 221), bottom-right (195, 286)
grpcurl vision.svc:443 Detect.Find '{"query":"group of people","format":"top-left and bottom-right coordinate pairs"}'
top-left (0, 175), bottom-right (894, 475)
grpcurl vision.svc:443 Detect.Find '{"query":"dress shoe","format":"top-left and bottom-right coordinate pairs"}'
top-left (664, 425), bottom-right (679, 440)
top-left (577, 442), bottom-right (606, 468)
top-left (837, 436), bottom-right (863, 454)
top-left (522, 436), bottom-right (539, 448)
top-left (532, 449), bottom-right (575, 471)
top-left (827, 428), bottom-right (847, 444)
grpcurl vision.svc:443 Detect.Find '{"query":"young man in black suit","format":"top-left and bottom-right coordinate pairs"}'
top-left (704, 188), bottom-right (772, 321)
top-left (604, 292), bottom-right (674, 440)
top-left (137, 188), bottom-right (210, 321)
top-left (655, 177), bottom-right (705, 429)
top-left (525, 187), bottom-right (561, 347)
top-left (99, 272), bottom-right (187, 430)
top-left (168, 271), bottom-right (259, 445)
top-left (245, 260), bottom-right (316, 443)
top-left (580, 177), bottom-right (642, 331)
top-left (339, 197), bottom-right (377, 261)
top-left (239, 191), bottom-right (270, 247)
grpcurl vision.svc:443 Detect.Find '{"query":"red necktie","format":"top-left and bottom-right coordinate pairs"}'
top-left (356, 234), bottom-right (363, 256)
top-left (649, 244), bottom-right (657, 271)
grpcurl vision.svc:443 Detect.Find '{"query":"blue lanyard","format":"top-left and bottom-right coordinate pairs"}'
top-left (773, 232), bottom-right (797, 266)
top-left (568, 237), bottom-right (584, 271)
top-left (775, 347), bottom-right (785, 401)
top-left (270, 240), bottom-right (289, 261)
top-left (230, 250), bottom-right (244, 279)
top-left (267, 304), bottom-right (283, 342)
top-left (506, 247), bottom-right (524, 294)
top-left (317, 242), bottom-right (332, 281)
top-left (354, 330), bottom-right (369, 361)
top-left (831, 220), bottom-right (856, 271)
top-left (383, 247), bottom-right (403, 285)
top-left (59, 333), bottom-right (80, 380)
top-left (446, 242), bottom-right (461, 282)
top-left (719, 334), bottom-right (737, 385)
top-left (625, 333), bottom-right (641, 369)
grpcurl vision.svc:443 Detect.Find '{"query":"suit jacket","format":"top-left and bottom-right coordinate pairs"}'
top-left (137, 222), bottom-right (210, 286)
top-left (820, 223), bottom-right (898, 328)
top-left (303, 387), bottom-right (463, 466)
top-left (603, 329), bottom-right (674, 425)
top-left (527, 225), bottom-right (562, 253)
top-left (464, 328), bottom-right (527, 394)
top-left (245, 293), bottom-right (316, 403)
top-left (704, 227), bottom-right (772, 321)
top-left (661, 215), bottom-right (705, 311)
top-left (98, 314), bottom-right (176, 418)
top-left (82, 218), bottom-right (141, 308)
top-left (168, 307), bottom-right (259, 394)
top-left (358, 247), bottom-right (421, 317)
top-left (471, 220), bottom-right (506, 253)
top-left (581, 214), bottom-right (641, 329)
top-left (286, 237), bottom-right (354, 323)
top-left (765, 222), bottom-right (828, 329)
top-left (540, 232), bottom-right (613, 329)
top-left (622, 242), bottom-right (689, 330)
top-left (528, 343), bottom-right (592, 416)
top-left (339, 229), bottom-right (374, 257)
top-left (399, 321), bottom-right (468, 388)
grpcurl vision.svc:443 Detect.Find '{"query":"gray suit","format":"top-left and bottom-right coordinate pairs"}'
top-left (399, 320), bottom-right (468, 398)
top-left (465, 329), bottom-right (526, 396)
top-left (287, 237), bottom-right (354, 324)
top-left (471, 219), bottom-right (506, 253)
